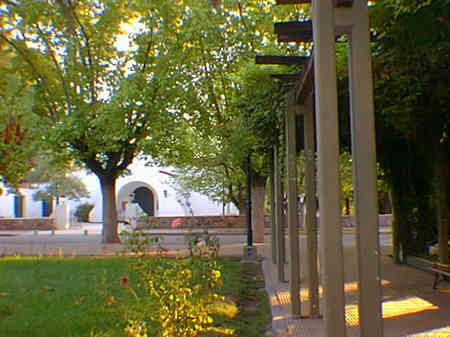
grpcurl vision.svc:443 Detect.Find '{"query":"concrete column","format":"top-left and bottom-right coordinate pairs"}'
top-left (348, 2), bottom-right (383, 336)
top-left (270, 158), bottom-right (277, 263)
top-left (274, 145), bottom-right (286, 282)
top-left (303, 94), bottom-right (320, 318)
top-left (312, 0), bottom-right (346, 336)
top-left (286, 95), bottom-right (301, 316)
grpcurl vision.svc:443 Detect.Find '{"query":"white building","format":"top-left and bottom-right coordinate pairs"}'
top-left (0, 161), bottom-right (238, 223)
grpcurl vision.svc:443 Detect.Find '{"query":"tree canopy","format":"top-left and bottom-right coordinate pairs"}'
top-left (371, 0), bottom-right (450, 259)
top-left (0, 0), bottom-right (186, 242)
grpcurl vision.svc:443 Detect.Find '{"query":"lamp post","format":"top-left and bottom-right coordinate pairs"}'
top-left (246, 154), bottom-right (253, 247)
top-left (243, 147), bottom-right (257, 259)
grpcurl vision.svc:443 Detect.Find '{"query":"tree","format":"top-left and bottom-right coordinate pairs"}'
top-left (1, 1), bottom-right (185, 242)
top-left (33, 175), bottom-right (89, 204)
top-left (371, 0), bottom-right (450, 260)
top-left (0, 38), bottom-right (40, 190)
top-left (152, 1), bottom-right (303, 242)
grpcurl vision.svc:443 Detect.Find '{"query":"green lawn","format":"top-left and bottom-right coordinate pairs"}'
top-left (0, 256), bottom-right (271, 337)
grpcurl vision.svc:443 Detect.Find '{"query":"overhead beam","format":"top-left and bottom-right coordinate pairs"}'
top-left (270, 73), bottom-right (299, 81)
top-left (275, 21), bottom-right (313, 43)
top-left (275, 20), bottom-right (348, 43)
top-left (255, 55), bottom-right (309, 65)
top-left (276, 0), bottom-right (353, 7)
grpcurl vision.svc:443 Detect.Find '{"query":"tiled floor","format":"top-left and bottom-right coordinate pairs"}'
top-left (261, 239), bottom-right (450, 337)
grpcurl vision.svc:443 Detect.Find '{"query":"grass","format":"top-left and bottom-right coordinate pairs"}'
top-left (0, 256), bottom-right (271, 337)
top-left (0, 256), bottom-right (132, 337)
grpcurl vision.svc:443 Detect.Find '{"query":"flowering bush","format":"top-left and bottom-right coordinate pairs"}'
top-left (184, 230), bottom-right (220, 258)
top-left (171, 217), bottom-right (183, 228)
top-left (124, 257), bottom-right (236, 337)
top-left (121, 230), bottom-right (163, 256)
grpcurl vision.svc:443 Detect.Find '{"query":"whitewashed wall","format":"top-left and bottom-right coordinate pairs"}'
top-left (68, 161), bottom-right (238, 222)
top-left (0, 161), bottom-right (238, 221)
top-left (0, 184), bottom-right (45, 218)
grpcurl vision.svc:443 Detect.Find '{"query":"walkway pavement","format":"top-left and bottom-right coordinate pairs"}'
top-left (0, 225), bottom-right (449, 337)
top-left (261, 238), bottom-right (450, 337)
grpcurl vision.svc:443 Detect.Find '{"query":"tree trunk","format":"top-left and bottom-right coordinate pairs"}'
top-left (391, 187), bottom-right (409, 264)
top-left (237, 194), bottom-right (249, 220)
top-left (252, 172), bottom-right (267, 243)
top-left (435, 149), bottom-right (449, 264)
top-left (98, 174), bottom-right (120, 243)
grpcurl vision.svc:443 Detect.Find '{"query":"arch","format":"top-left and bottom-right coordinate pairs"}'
top-left (117, 181), bottom-right (159, 219)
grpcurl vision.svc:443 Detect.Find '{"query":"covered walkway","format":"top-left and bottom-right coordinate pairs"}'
top-left (262, 237), bottom-right (450, 337)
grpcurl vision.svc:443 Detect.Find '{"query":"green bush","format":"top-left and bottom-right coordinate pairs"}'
top-left (122, 232), bottom-right (235, 337)
top-left (74, 203), bottom-right (94, 222)
top-left (125, 257), bottom-right (236, 337)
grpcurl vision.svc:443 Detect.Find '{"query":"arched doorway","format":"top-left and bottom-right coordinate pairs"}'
top-left (131, 186), bottom-right (155, 216)
top-left (117, 182), bottom-right (158, 221)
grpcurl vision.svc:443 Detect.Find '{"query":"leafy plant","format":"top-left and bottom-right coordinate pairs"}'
top-left (33, 175), bottom-right (90, 204)
top-left (121, 230), bottom-right (163, 256)
top-left (126, 257), bottom-right (236, 337)
top-left (74, 203), bottom-right (94, 222)
top-left (185, 230), bottom-right (221, 259)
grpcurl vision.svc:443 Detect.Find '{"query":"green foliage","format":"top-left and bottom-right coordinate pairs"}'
top-left (0, 73), bottom-right (41, 186)
top-left (74, 202), bottom-right (95, 222)
top-left (126, 256), bottom-right (236, 337)
top-left (184, 230), bottom-right (221, 259)
top-left (371, 0), bottom-right (450, 255)
top-left (150, 1), bottom-right (305, 213)
top-left (0, 0), bottom-right (185, 241)
top-left (33, 174), bottom-right (90, 202)
top-left (121, 230), bottom-right (163, 256)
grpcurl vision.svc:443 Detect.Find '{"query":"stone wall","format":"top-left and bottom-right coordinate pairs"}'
top-left (137, 215), bottom-right (248, 229)
top-left (0, 217), bottom-right (56, 230)
top-left (137, 214), bottom-right (392, 229)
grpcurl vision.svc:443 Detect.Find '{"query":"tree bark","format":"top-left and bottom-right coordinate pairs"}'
top-left (436, 148), bottom-right (449, 264)
top-left (98, 174), bottom-right (120, 243)
top-left (252, 172), bottom-right (267, 243)
top-left (391, 187), bottom-right (409, 264)
top-left (237, 194), bottom-right (249, 220)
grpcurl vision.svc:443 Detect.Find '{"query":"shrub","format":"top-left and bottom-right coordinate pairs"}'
top-left (122, 231), bottom-right (235, 337)
top-left (125, 257), bottom-right (236, 337)
top-left (74, 203), bottom-right (94, 222)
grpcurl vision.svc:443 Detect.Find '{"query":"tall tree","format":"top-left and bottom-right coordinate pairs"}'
top-left (153, 1), bottom-right (303, 242)
top-left (371, 0), bottom-right (450, 259)
top-left (0, 45), bottom-right (39, 190)
top-left (1, 0), bottom-right (182, 242)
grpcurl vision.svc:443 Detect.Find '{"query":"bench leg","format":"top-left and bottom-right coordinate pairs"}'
top-left (433, 272), bottom-right (440, 289)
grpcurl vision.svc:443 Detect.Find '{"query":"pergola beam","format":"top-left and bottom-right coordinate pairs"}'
top-left (276, 0), bottom-right (353, 7)
top-left (275, 20), bottom-right (348, 43)
top-left (275, 21), bottom-right (313, 43)
top-left (255, 55), bottom-right (309, 65)
top-left (270, 73), bottom-right (299, 81)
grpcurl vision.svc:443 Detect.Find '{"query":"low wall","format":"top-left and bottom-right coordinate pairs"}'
top-left (0, 217), bottom-right (56, 230)
top-left (137, 214), bottom-right (392, 229)
top-left (137, 215), bottom-right (248, 229)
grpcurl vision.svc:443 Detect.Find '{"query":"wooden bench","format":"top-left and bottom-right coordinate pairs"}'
top-left (431, 263), bottom-right (450, 289)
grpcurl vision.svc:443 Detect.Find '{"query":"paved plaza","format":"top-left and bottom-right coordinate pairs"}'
top-left (0, 225), bottom-right (449, 337)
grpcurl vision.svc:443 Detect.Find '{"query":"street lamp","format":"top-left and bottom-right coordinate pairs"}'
top-left (243, 138), bottom-right (257, 259)
top-left (246, 153), bottom-right (253, 247)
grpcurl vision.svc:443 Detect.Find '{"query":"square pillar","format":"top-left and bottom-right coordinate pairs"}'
top-left (270, 160), bottom-right (277, 263)
top-left (274, 145), bottom-right (286, 282)
top-left (286, 94), bottom-right (301, 316)
top-left (303, 93), bottom-right (320, 318)
top-left (312, 0), bottom-right (346, 336)
top-left (348, 1), bottom-right (383, 336)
